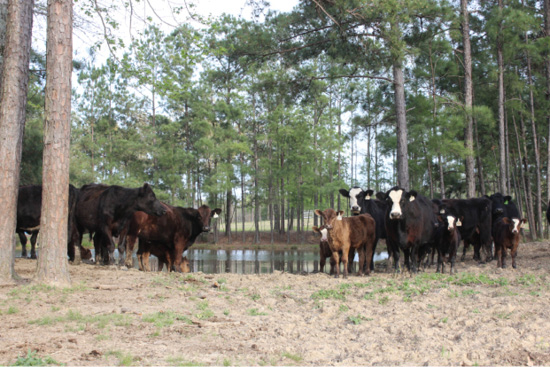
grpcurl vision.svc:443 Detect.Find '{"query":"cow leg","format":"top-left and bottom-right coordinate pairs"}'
top-left (436, 249), bottom-right (443, 273)
top-left (29, 231), bottom-right (38, 259)
top-left (329, 256), bottom-right (336, 275)
top-left (319, 255), bottom-right (326, 273)
top-left (93, 233), bottom-right (102, 265)
top-left (125, 235), bottom-right (137, 268)
top-left (348, 248), bottom-right (356, 274)
top-left (501, 247), bottom-right (507, 268)
top-left (511, 244), bottom-right (518, 269)
top-left (461, 239), bottom-right (469, 262)
top-left (18, 232), bottom-right (27, 258)
top-left (332, 251), bottom-right (340, 278)
top-left (365, 244), bottom-right (374, 276)
top-left (142, 252), bottom-right (151, 272)
top-left (341, 250), bottom-right (349, 279)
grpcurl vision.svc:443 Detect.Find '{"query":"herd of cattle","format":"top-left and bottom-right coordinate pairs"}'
top-left (313, 186), bottom-right (527, 278)
top-left (16, 183), bottom-right (221, 273)
top-left (15, 182), bottom-right (532, 277)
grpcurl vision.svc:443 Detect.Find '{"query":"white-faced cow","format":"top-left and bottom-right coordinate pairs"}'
top-left (433, 214), bottom-right (462, 274)
top-left (383, 187), bottom-right (437, 273)
top-left (339, 187), bottom-right (387, 272)
top-left (493, 217), bottom-right (525, 269)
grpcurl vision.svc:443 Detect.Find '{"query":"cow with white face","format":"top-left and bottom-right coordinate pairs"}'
top-left (339, 187), bottom-right (388, 274)
top-left (383, 186), bottom-right (437, 273)
top-left (492, 217), bottom-right (526, 269)
top-left (433, 214), bottom-right (462, 274)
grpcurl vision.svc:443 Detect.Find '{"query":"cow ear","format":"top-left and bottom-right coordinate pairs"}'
top-left (520, 219), bottom-right (526, 228)
top-left (312, 226), bottom-right (320, 233)
top-left (375, 192), bottom-right (386, 201)
top-left (211, 208), bottom-right (221, 218)
top-left (314, 209), bottom-right (323, 217)
top-left (139, 183), bottom-right (150, 195)
top-left (339, 189), bottom-right (350, 198)
top-left (502, 217), bottom-right (511, 224)
top-left (504, 196), bottom-right (512, 204)
top-left (456, 217), bottom-right (463, 227)
top-left (337, 211), bottom-right (344, 220)
top-left (365, 189), bottom-right (373, 200)
top-left (408, 191), bottom-right (417, 202)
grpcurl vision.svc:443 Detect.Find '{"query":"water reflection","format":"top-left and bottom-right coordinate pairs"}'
top-left (20, 248), bottom-right (389, 275)
top-left (188, 248), bottom-right (389, 274)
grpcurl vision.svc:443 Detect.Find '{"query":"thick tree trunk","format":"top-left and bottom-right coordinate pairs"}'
top-left (0, 0), bottom-right (34, 284)
top-left (0, 0), bottom-right (8, 86)
top-left (35, 0), bottom-right (72, 286)
top-left (461, 0), bottom-right (476, 198)
top-left (393, 62), bottom-right (409, 191)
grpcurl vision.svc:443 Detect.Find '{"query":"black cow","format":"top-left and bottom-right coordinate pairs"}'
top-left (339, 187), bottom-right (387, 272)
top-left (547, 201), bottom-right (550, 224)
top-left (16, 184), bottom-right (90, 262)
top-left (439, 197), bottom-right (493, 263)
top-left (75, 183), bottom-right (166, 265)
top-left (383, 187), bottom-right (437, 273)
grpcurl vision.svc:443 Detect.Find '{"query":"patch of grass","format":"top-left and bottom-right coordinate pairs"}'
top-left (28, 310), bottom-right (132, 329)
top-left (165, 356), bottom-right (205, 366)
top-left (13, 350), bottom-right (64, 366)
top-left (495, 311), bottom-right (513, 320)
top-left (517, 274), bottom-right (537, 286)
top-left (223, 309), bottom-right (230, 316)
top-left (247, 308), bottom-right (268, 316)
top-left (223, 358), bottom-right (231, 366)
top-left (453, 273), bottom-right (508, 286)
top-left (378, 295), bottom-right (390, 305)
top-left (281, 351), bottom-right (303, 362)
top-left (441, 317), bottom-right (448, 324)
top-left (348, 314), bottom-right (366, 325)
top-left (339, 304), bottom-right (349, 313)
top-left (7, 306), bottom-right (18, 314)
top-left (106, 350), bottom-right (138, 366)
top-left (311, 289), bottom-right (347, 301)
top-left (249, 293), bottom-right (261, 301)
top-left (142, 311), bottom-right (186, 328)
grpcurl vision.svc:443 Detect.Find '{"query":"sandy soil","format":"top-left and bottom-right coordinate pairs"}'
top-left (1, 241), bottom-right (550, 366)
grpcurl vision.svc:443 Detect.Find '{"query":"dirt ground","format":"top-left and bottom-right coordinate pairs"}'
top-left (1, 241), bottom-right (550, 366)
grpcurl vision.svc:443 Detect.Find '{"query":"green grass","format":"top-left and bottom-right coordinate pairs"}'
top-left (165, 356), bottom-right (206, 366)
top-left (28, 310), bottom-right (132, 329)
top-left (142, 311), bottom-right (192, 328)
top-left (311, 289), bottom-right (347, 301)
top-left (247, 308), bottom-right (268, 316)
top-left (106, 350), bottom-right (138, 366)
top-left (281, 351), bottom-right (303, 363)
top-left (13, 350), bottom-right (64, 366)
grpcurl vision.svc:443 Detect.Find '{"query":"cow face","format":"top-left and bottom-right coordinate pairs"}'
top-left (197, 205), bottom-right (222, 232)
top-left (339, 187), bottom-right (365, 214)
top-left (314, 208), bottom-right (342, 229)
top-left (511, 218), bottom-right (526, 234)
top-left (446, 215), bottom-right (457, 231)
top-left (137, 183), bottom-right (167, 216)
top-left (385, 187), bottom-right (416, 220)
top-left (312, 225), bottom-right (329, 244)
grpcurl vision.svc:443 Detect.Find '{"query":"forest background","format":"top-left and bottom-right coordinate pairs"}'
top-left (7, 0), bottom-right (550, 245)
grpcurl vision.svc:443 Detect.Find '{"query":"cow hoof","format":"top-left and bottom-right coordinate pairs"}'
top-left (512, 264), bottom-right (517, 269)
top-left (502, 264), bottom-right (507, 269)
top-left (30, 254), bottom-right (37, 259)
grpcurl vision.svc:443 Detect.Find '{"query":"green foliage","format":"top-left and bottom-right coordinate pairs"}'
top-left (13, 350), bottom-right (64, 366)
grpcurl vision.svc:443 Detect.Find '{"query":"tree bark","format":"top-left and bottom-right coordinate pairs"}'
top-left (0, 0), bottom-right (8, 86)
top-left (496, 0), bottom-right (507, 194)
top-left (393, 62), bottom-right (409, 191)
top-left (544, 0), bottom-right (550, 221)
top-left (0, 0), bottom-right (34, 285)
top-left (461, 0), bottom-right (476, 198)
top-left (35, 0), bottom-right (72, 286)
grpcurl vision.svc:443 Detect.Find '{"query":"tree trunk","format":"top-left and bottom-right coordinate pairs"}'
top-left (393, 62), bottom-right (409, 191)
top-left (0, 0), bottom-right (34, 284)
top-left (496, 0), bottom-right (507, 194)
top-left (0, 0), bottom-right (8, 86)
top-left (461, 0), bottom-right (476, 198)
top-left (544, 0), bottom-right (550, 224)
top-left (35, 0), bottom-right (72, 286)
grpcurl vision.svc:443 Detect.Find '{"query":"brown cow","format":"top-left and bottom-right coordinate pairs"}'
top-left (314, 209), bottom-right (376, 278)
top-left (120, 203), bottom-right (221, 272)
top-left (312, 225), bottom-right (355, 275)
top-left (493, 217), bottom-right (525, 269)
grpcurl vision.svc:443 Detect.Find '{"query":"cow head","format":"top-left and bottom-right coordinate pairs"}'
top-left (312, 225), bottom-right (329, 244)
top-left (385, 186), bottom-right (417, 220)
top-left (314, 208), bottom-right (343, 230)
top-left (137, 183), bottom-right (167, 216)
top-left (197, 205), bottom-right (222, 232)
top-left (502, 217), bottom-right (526, 234)
top-left (339, 187), bottom-right (365, 215)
